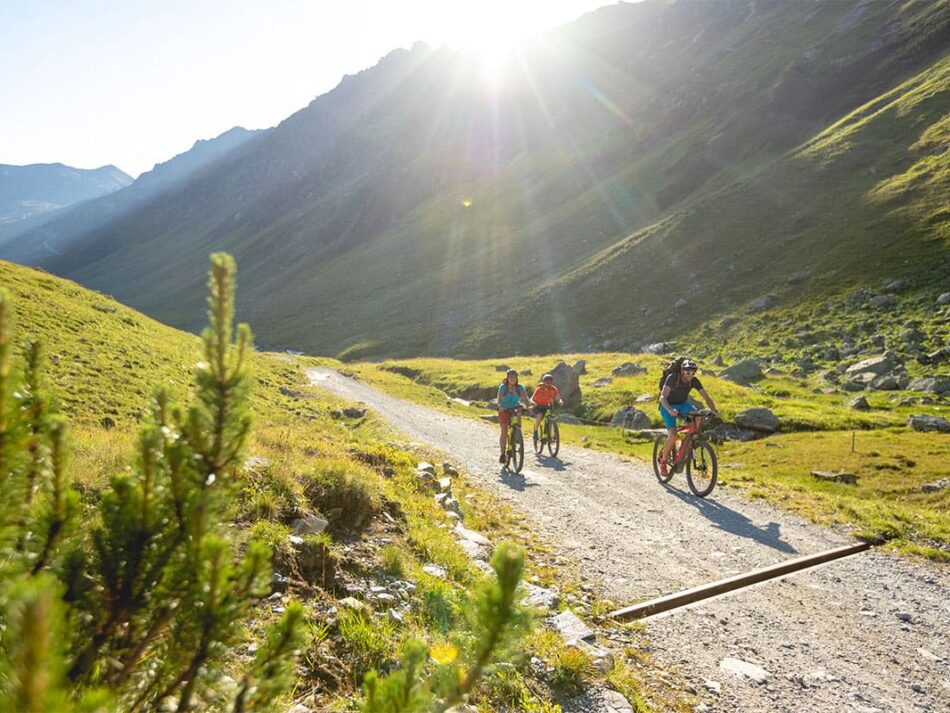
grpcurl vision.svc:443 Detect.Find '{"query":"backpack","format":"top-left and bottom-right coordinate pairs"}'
top-left (658, 357), bottom-right (686, 392)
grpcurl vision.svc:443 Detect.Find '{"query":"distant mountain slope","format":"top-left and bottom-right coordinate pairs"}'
top-left (0, 162), bottom-right (131, 224)
top-left (18, 0), bottom-right (950, 357)
top-left (0, 126), bottom-right (262, 263)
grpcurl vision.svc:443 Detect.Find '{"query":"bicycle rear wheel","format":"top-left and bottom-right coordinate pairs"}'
top-left (547, 420), bottom-right (560, 457)
top-left (652, 437), bottom-right (674, 483)
top-left (686, 441), bottom-right (718, 497)
top-left (508, 427), bottom-right (525, 472)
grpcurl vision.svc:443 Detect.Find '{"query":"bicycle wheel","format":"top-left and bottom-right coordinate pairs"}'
top-left (652, 437), bottom-right (674, 483)
top-left (533, 419), bottom-right (545, 455)
top-left (547, 420), bottom-right (560, 457)
top-left (686, 441), bottom-right (718, 497)
top-left (508, 427), bottom-right (525, 472)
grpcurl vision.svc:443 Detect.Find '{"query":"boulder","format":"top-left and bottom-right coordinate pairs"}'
top-left (869, 293), bottom-right (897, 308)
top-left (811, 470), bottom-right (859, 485)
top-left (713, 354), bottom-right (724, 367)
top-left (748, 294), bottom-right (778, 312)
top-left (342, 407), bottom-right (367, 419)
top-left (921, 478), bottom-right (950, 493)
top-left (845, 354), bottom-right (898, 377)
top-left (734, 407), bottom-right (780, 433)
top-left (612, 362), bottom-right (647, 377)
top-left (937, 292), bottom-right (950, 305)
top-left (869, 375), bottom-right (900, 391)
top-left (848, 396), bottom-right (870, 411)
top-left (572, 359), bottom-right (587, 375)
top-left (494, 364), bottom-right (511, 372)
top-left (548, 360), bottom-right (581, 408)
top-left (611, 406), bottom-right (652, 430)
top-left (592, 377), bottom-right (614, 388)
top-left (292, 514), bottom-right (329, 536)
top-left (641, 342), bottom-right (676, 354)
top-left (719, 359), bottom-right (763, 385)
top-left (907, 415), bottom-right (950, 433)
top-left (907, 377), bottom-right (950, 395)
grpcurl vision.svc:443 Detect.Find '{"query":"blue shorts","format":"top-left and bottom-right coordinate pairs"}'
top-left (659, 402), bottom-right (696, 429)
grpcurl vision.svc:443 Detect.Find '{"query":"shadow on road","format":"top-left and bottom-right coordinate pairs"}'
top-left (533, 455), bottom-right (570, 471)
top-left (499, 468), bottom-right (541, 491)
top-left (664, 485), bottom-right (798, 554)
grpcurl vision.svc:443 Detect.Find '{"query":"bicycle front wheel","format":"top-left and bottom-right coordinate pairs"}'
top-left (509, 427), bottom-right (525, 472)
top-left (686, 441), bottom-right (718, 497)
top-left (547, 420), bottom-right (560, 457)
top-left (652, 437), bottom-right (673, 483)
top-left (533, 420), bottom-right (544, 455)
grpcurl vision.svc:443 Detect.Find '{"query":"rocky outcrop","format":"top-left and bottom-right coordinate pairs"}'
top-left (548, 360), bottom-right (581, 408)
top-left (719, 358), bottom-right (763, 385)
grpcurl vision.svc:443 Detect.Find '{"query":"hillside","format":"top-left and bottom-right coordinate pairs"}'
top-left (0, 162), bottom-right (130, 225)
top-left (10, 0), bottom-right (950, 358)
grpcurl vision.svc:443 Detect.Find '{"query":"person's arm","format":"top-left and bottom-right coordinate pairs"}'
top-left (659, 385), bottom-right (677, 416)
top-left (529, 387), bottom-right (539, 406)
top-left (520, 386), bottom-right (530, 409)
top-left (497, 387), bottom-right (504, 411)
top-left (697, 388), bottom-right (718, 415)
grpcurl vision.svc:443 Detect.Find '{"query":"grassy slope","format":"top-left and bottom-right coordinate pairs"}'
top-left (2, 258), bottom-right (692, 711)
top-left (346, 352), bottom-right (950, 561)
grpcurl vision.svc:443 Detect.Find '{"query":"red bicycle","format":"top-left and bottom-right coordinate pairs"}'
top-left (652, 408), bottom-right (719, 497)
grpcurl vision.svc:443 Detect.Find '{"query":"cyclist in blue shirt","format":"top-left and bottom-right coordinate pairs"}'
top-left (497, 369), bottom-right (530, 463)
top-left (658, 358), bottom-right (718, 477)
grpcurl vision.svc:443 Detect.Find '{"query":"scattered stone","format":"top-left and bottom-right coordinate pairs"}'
top-left (442, 462), bottom-right (459, 476)
top-left (720, 359), bottom-right (763, 385)
top-left (243, 455), bottom-right (270, 471)
top-left (549, 609), bottom-right (596, 643)
top-left (437, 477), bottom-right (452, 493)
top-left (600, 689), bottom-right (634, 713)
top-left (422, 564), bottom-right (447, 579)
top-left (641, 342), bottom-right (676, 354)
top-left (907, 377), bottom-right (950, 395)
top-left (342, 407), bottom-right (367, 419)
top-left (845, 354), bottom-right (898, 377)
top-left (848, 396), bottom-right (870, 411)
top-left (896, 611), bottom-right (914, 623)
top-left (573, 359), bottom-right (588, 375)
top-left (921, 479), bottom-right (950, 493)
top-left (869, 293), bottom-right (897, 308)
top-left (610, 406), bottom-right (651, 429)
top-left (288, 704), bottom-right (312, 713)
top-left (100, 416), bottom-right (116, 430)
top-left (811, 470), bottom-right (859, 485)
top-left (734, 407), bottom-right (780, 433)
top-left (494, 364), bottom-right (511, 372)
top-left (388, 609), bottom-right (404, 623)
top-left (454, 523), bottom-right (491, 546)
top-left (612, 362), bottom-right (647, 377)
top-left (271, 572), bottom-right (288, 593)
top-left (635, 393), bottom-right (655, 403)
top-left (719, 657), bottom-right (770, 684)
top-left (748, 294), bottom-right (778, 312)
top-left (416, 462), bottom-right (436, 475)
top-left (570, 640), bottom-right (614, 675)
top-left (907, 415), bottom-right (950, 433)
top-left (674, 297), bottom-right (688, 309)
top-left (937, 292), bottom-right (950, 305)
top-left (292, 514), bottom-right (329, 536)
top-left (869, 375), bottom-right (900, 391)
top-left (523, 583), bottom-right (560, 611)
top-left (338, 597), bottom-right (365, 612)
top-left (703, 679), bottom-right (722, 696)
top-left (593, 377), bottom-right (614, 388)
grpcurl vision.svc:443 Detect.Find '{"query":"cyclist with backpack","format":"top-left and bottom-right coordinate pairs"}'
top-left (530, 373), bottom-right (562, 447)
top-left (658, 357), bottom-right (718, 477)
top-left (497, 369), bottom-right (530, 463)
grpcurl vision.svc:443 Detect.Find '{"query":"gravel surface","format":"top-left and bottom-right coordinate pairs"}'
top-left (308, 369), bottom-right (950, 712)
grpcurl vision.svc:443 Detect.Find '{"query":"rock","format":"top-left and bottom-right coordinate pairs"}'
top-left (713, 354), bottom-right (724, 367)
top-left (907, 415), bottom-right (950, 433)
top-left (674, 297), bottom-right (688, 309)
top-left (592, 377), bottom-right (614, 388)
top-left (869, 375), bottom-right (900, 390)
top-left (612, 362), bottom-right (647, 377)
top-left (611, 406), bottom-right (652, 429)
top-left (454, 523), bottom-right (491, 547)
top-left (845, 354), bottom-right (898, 377)
top-left (572, 359), bottom-right (587, 375)
top-left (635, 393), bottom-right (655, 403)
top-left (422, 564), bottom-right (447, 578)
top-left (292, 514), bottom-right (329, 536)
top-left (842, 380), bottom-right (867, 392)
top-left (703, 679), bottom-right (722, 695)
top-left (822, 347), bottom-right (841, 361)
top-left (848, 396), bottom-right (870, 411)
top-left (437, 477), bottom-right (452, 493)
top-left (896, 611), bottom-right (913, 623)
top-left (416, 462), bottom-right (436, 474)
top-left (100, 416), bottom-right (116, 430)
top-left (937, 292), bottom-right (950, 305)
top-left (568, 640), bottom-right (614, 675)
top-left (442, 462), bottom-right (459, 477)
top-left (549, 609), bottom-right (596, 643)
top-left (920, 347), bottom-right (950, 365)
top-left (339, 597), bottom-right (365, 612)
top-left (521, 369), bottom-right (532, 376)
top-left (271, 572), bottom-right (288, 593)
top-left (243, 455), bottom-right (270, 471)
top-left (720, 359), bottom-right (763, 385)
top-left (811, 470), bottom-right (859, 485)
top-left (435, 493), bottom-right (462, 517)
top-left (907, 377), bottom-right (950, 395)
top-left (719, 657), bottom-right (770, 684)
top-left (734, 407), bottom-right (780, 433)
top-left (600, 689), bottom-right (634, 713)
top-left (869, 293), bottom-right (897, 308)
top-left (748, 294), bottom-right (778, 312)
top-left (548, 360), bottom-right (582, 408)
top-left (523, 583), bottom-right (559, 611)
top-left (921, 478), bottom-right (950, 493)
top-left (494, 364), bottom-right (511, 372)
top-left (641, 342), bottom-right (676, 354)
top-left (288, 704), bottom-right (312, 713)
top-left (342, 407), bottom-right (367, 419)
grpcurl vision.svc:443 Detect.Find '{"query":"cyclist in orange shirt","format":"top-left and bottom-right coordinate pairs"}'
top-left (530, 373), bottom-right (562, 447)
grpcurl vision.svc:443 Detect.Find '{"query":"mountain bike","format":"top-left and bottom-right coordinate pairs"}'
top-left (503, 408), bottom-right (525, 473)
top-left (533, 406), bottom-right (560, 457)
top-left (652, 408), bottom-right (718, 497)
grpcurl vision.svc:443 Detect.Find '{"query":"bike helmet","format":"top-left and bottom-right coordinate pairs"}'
top-left (681, 359), bottom-right (698, 371)
top-left (542, 373), bottom-right (554, 382)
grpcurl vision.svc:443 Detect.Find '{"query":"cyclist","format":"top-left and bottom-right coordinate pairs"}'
top-left (497, 369), bottom-right (530, 463)
top-left (658, 358), bottom-right (718, 477)
top-left (530, 373), bottom-right (562, 447)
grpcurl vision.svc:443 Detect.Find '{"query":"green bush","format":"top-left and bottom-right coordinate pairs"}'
top-left (304, 459), bottom-right (380, 531)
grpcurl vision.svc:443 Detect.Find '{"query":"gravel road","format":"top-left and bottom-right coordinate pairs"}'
top-left (308, 369), bottom-right (950, 712)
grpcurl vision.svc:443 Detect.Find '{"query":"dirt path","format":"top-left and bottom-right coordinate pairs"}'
top-left (309, 369), bottom-right (949, 712)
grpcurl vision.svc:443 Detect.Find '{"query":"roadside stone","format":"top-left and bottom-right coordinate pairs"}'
top-left (896, 612), bottom-right (913, 623)
top-left (735, 407), bottom-right (780, 433)
top-left (416, 462), bottom-right (436, 475)
top-left (569, 640), bottom-right (614, 675)
top-left (611, 406), bottom-right (651, 429)
top-left (720, 359), bottom-right (763, 385)
top-left (523, 582), bottom-right (560, 611)
top-left (703, 679), bottom-right (722, 696)
top-left (907, 415), bottom-right (950, 433)
top-left (842, 380), bottom-right (867, 392)
top-left (442, 462), bottom-right (459, 477)
top-left (479, 413), bottom-right (499, 424)
top-left (921, 479), bottom-right (950, 493)
top-left (292, 514), bottom-right (329, 536)
top-left (338, 597), bottom-right (365, 612)
top-left (437, 477), bottom-right (452, 493)
top-left (811, 470), bottom-right (859, 485)
top-left (719, 657), bottom-right (770, 684)
top-left (454, 523), bottom-right (491, 546)
top-left (612, 362), bottom-right (647, 377)
top-left (848, 396), bottom-right (870, 411)
top-left (549, 609), bottom-right (596, 643)
top-left (422, 564), bottom-right (446, 578)
top-left (593, 377), bottom-right (614, 387)
top-left (600, 689), bottom-right (634, 713)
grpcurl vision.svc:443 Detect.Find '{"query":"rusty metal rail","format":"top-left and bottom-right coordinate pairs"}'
top-left (608, 541), bottom-right (873, 621)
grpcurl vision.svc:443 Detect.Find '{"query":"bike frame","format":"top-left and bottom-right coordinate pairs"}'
top-left (670, 415), bottom-right (702, 466)
top-left (505, 409), bottom-right (522, 453)
top-left (536, 406), bottom-right (557, 441)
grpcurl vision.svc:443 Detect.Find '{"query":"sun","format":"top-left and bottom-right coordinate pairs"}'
top-left (441, 5), bottom-right (541, 85)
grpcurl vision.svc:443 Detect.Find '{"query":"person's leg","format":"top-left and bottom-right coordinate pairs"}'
top-left (533, 411), bottom-right (543, 436)
top-left (499, 410), bottom-right (510, 461)
top-left (661, 429), bottom-right (677, 461)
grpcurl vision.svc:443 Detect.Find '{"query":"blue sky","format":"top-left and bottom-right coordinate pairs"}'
top-left (1, 0), bottom-right (614, 177)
